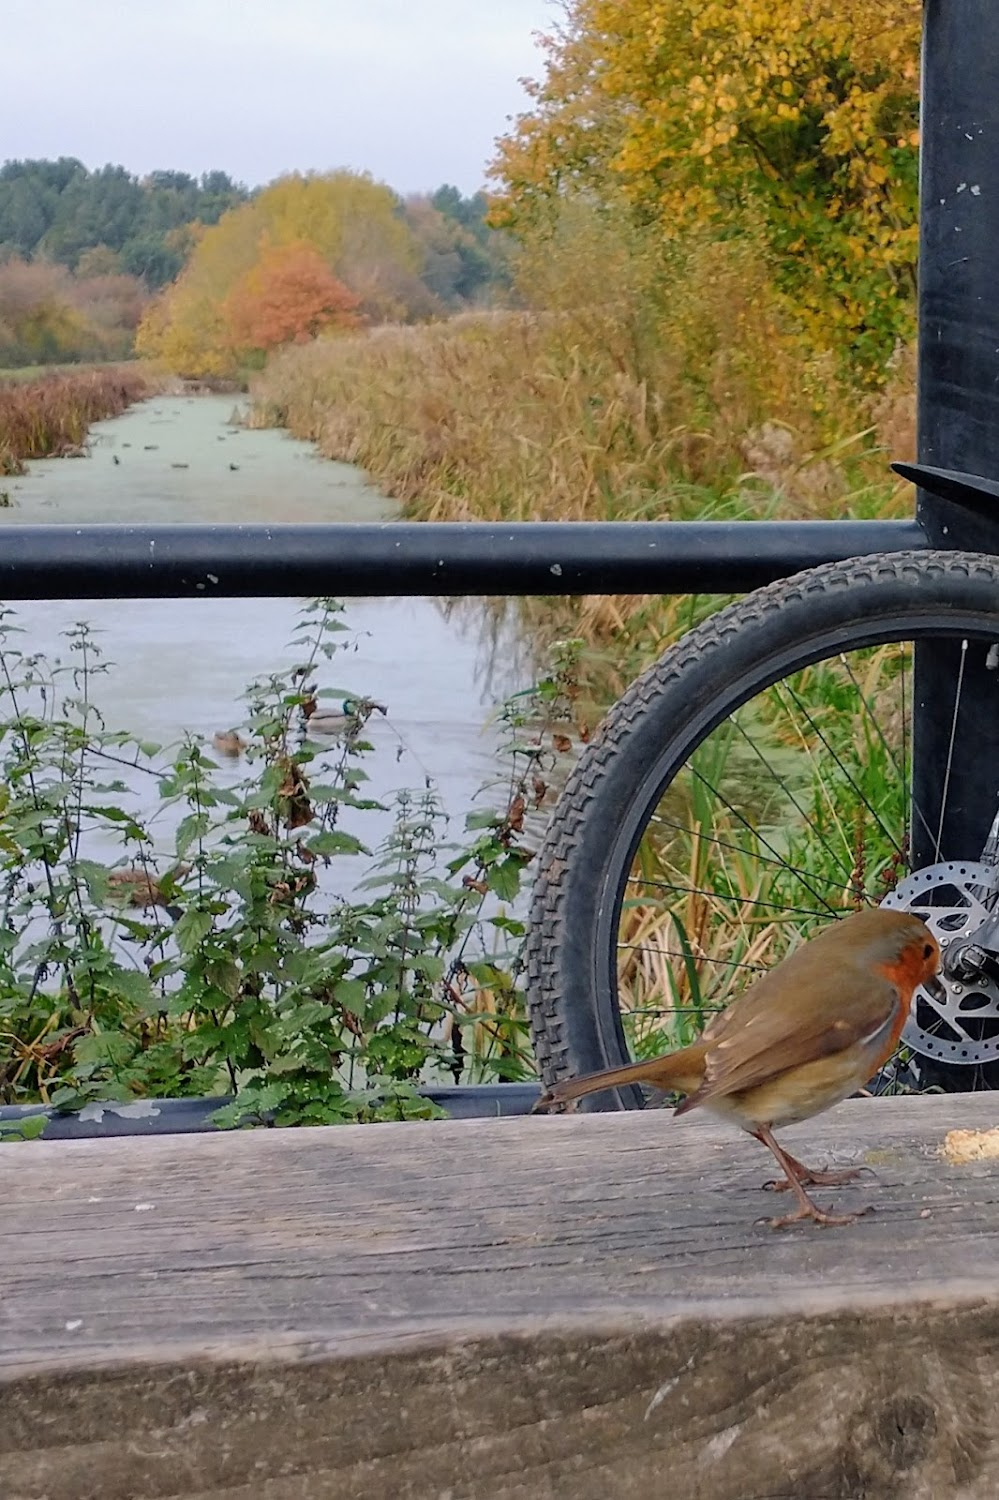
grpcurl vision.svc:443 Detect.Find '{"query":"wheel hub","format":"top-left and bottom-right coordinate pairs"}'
top-left (881, 861), bottom-right (999, 1064)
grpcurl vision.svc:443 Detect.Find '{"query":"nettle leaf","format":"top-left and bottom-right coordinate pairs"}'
top-left (306, 830), bottom-right (369, 858)
top-left (72, 858), bottom-right (111, 903)
top-left (212, 1080), bottom-right (290, 1127)
top-left (486, 857), bottom-right (523, 903)
top-left (488, 912), bottom-right (526, 935)
top-left (308, 783), bottom-right (354, 805)
top-left (174, 908), bottom-right (215, 954)
top-left (205, 854), bottom-right (252, 892)
top-left (210, 787), bottom-right (242, 808)
top-left (105, 968), bottom-right (155, 1010)
top-left (402, 954), bottom-right (446, 981)
top-left (277, 998), bottom-right (331, 1033)
top-left (73, 1031), bottom-right (137, 1069)
top-left (175, 813), bottom-right (209, 858)
top-left (266, 1051), bottom-right (307, 1076)
top-left (336, 978), bottom-right (368, 1017)
top-left (204, 958), bottom-right (241, 999)
top-left (464, 809), bottom-right (501, 831)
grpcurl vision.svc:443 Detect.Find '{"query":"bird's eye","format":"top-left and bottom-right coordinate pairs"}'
top-left (923, 942), bottom-right (934, 959)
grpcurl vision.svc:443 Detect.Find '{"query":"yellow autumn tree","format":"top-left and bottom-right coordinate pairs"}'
top-left (493, 0), bottom-right (921, 375)
top-left (137, 172), bottom-right (423, 377)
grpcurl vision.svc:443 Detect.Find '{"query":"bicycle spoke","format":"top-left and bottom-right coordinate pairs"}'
top-left (934, 639), bottom-right (967, 861)
top-left (615, 941), bottom-right (770, 975)
top-left (625, 1004), bottom-right (726, 1017)
top-left (836, 651), bottom-right (906, 786)
top-left (623, 875), bottom-right (832, 921)
top-left (648, 813), bottom-right (864, 896)
top-left (902, 650), bottom-right (909, 851)
top-left (775, 679), bottom-right (904, 861)
top-left (728, 713), bottom-right (855, 881)
top-left (687, 769), bottom-right (842, 914)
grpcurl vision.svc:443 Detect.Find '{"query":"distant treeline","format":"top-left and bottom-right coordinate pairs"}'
top-left (0, 159), bottom-right (248, 286)
top-left (0, 159), bottom-right (507, 370)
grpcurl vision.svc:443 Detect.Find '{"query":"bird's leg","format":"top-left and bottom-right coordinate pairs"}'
top-left (763, 1146), bottom-right (867, 1191)
top-left (752, 1126), bottom-right (871, 1229)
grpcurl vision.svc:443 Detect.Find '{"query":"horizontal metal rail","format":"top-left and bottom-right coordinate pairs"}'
top-left (0, 1084), bottom-right (542, 1137)
top-left (0, 518), bottom-right (929, 599)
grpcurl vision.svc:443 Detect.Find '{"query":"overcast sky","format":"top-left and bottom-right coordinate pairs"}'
top-left (0, 0), bottom-right (556, 194)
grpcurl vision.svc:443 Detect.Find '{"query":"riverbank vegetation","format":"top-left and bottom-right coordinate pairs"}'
top-left (248, 229), bottom-right (914, 691)
top-left (0, 366), bottom-right (154, 473)
top-left (0, 605), bottom-right (582, 1127)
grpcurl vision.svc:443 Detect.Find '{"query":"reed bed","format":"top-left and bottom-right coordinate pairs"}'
top-left (0, 366), bottom-right (153, 473)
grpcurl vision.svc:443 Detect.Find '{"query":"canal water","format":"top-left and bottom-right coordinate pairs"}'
top-left (0, 394), bottom-right (528, 877)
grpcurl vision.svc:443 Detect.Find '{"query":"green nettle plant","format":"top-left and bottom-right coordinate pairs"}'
top-left (0, 601), bottom-right (585, 1133)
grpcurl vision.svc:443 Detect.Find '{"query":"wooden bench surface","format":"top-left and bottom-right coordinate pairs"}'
top-left (3, 1093), bottom-right (999, 1499)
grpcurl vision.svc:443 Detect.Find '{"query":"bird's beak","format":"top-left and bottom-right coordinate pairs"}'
top-left (923, 973), bottom-right (947, 1003)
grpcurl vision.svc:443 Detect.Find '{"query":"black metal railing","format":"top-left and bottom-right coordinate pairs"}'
top-left (0, 517), bottom-right (928, 600)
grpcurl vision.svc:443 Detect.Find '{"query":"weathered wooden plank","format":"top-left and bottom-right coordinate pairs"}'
top-left (3, 1093), bottom-right (999, 1498)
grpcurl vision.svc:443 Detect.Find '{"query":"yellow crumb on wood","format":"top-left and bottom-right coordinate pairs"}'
top-left (941, 1126), bottom-right (999, 1164)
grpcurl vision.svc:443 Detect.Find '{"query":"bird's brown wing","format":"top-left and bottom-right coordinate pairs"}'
top-left (678, 961), bottom-right (901, 1113)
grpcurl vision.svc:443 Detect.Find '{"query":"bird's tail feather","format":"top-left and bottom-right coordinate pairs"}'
top-left (533, 1043), bottom-right (708, 1113)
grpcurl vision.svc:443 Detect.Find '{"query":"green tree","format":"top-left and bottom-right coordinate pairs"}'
top-left (0, 158), bottom-right (249, 287)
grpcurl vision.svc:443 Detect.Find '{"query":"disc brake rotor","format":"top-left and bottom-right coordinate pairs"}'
top-left (881, 861), bottom-right (999, 1064)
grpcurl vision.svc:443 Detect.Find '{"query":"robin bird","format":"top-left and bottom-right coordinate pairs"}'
top-left (534, 906), bottom-right (944, 1228)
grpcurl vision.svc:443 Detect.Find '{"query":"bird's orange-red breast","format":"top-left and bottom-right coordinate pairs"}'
top-left (534, 906), bottom-right (942, 1227)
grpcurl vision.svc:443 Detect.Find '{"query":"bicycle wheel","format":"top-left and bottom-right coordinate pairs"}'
top-left (526, 550), bottom-right (999, 1105)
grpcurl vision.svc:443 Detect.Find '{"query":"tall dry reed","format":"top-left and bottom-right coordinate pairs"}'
top-left (0, 367), bottom-right (153, 473)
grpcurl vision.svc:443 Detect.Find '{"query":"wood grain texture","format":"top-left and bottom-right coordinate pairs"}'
top-left (3, 1093), bottom-right (999, 1499)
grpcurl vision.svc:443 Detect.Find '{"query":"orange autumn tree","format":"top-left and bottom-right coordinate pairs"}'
top-left (493, 0), bottom-right (921, 377)
top-left (223, 241), bottom-right (361, 364)
top-left (137, 171), bottom-right (424, 376)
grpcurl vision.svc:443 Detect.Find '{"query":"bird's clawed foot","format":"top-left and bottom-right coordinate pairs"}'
top-left (764, 1200), bottom-right (874, 1230)
top-left (753, 1127), bottom-right (873, 1228)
